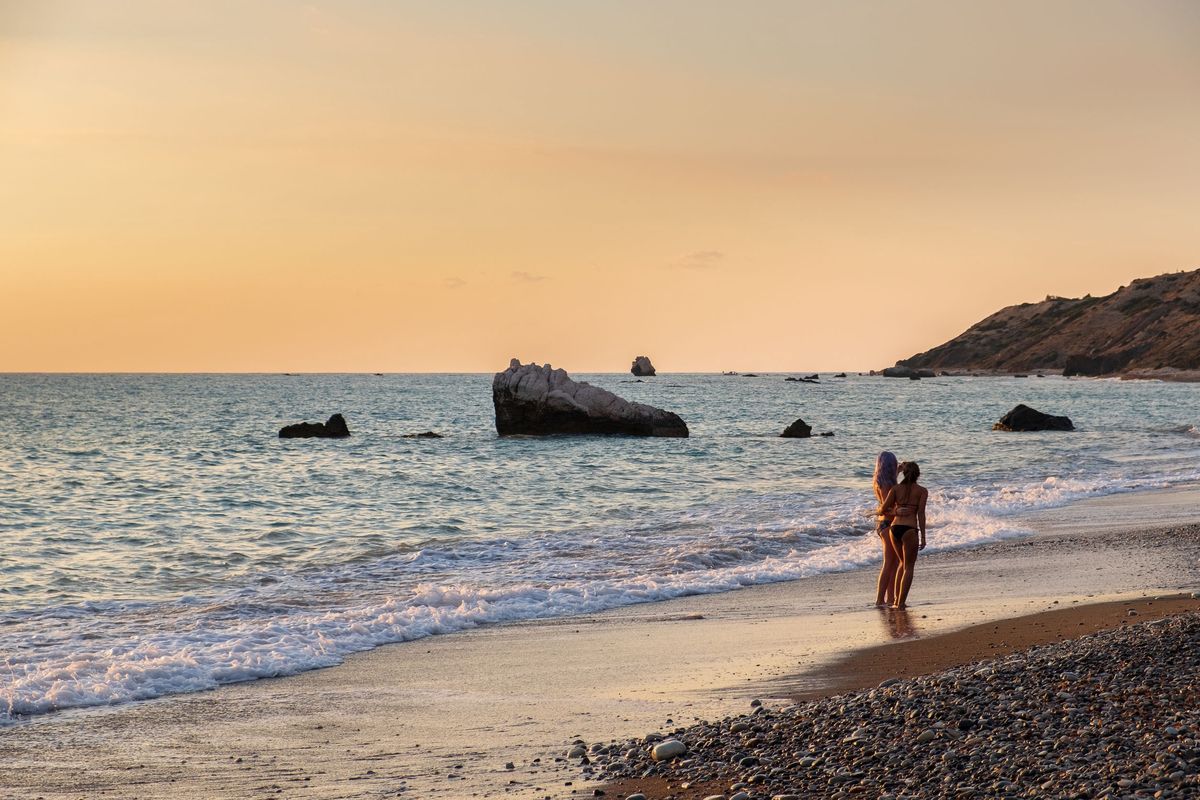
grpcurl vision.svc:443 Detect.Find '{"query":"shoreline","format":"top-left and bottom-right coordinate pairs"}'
top-left (3, 491), bottom-right (1200, 798)
top-left (593, 603), bottom-right (1200, 800)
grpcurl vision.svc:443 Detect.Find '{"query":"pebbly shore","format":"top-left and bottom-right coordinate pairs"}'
top-left (566, 611), bottom-right (1200, 800)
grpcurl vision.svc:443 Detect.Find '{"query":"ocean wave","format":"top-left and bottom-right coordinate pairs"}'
top-left (10, 465), bottom-right (1199, 722)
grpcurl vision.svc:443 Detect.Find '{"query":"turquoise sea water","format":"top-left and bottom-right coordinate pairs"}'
top-left (1, 372), bottom-right (1197, 719)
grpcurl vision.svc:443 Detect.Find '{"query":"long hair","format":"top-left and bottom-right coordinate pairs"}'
top-left (874, 451), bottom-right (898, 495)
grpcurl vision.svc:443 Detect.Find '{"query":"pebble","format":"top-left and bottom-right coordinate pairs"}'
top-left (650, 740), bottom-right (687, 762)
top-left (568, 612), bottom-right (1200, 799)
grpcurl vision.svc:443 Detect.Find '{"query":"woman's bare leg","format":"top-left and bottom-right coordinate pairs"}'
top-left (875, 533), bottom-right (898, 606)
top-left (894, 533), bottom-right (919, 608)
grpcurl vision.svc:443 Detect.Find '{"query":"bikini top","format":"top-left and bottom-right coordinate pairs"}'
top-left (893, 484), bottom-right (920, 516)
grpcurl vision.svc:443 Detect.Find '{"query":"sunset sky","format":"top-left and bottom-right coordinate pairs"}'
top-left (4, 1), bottom-right (1200, 372)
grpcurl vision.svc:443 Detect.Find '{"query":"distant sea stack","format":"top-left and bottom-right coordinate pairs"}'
top-left (631, 355), bottom-right (657, 377)
top-left (893, 269), bottom-right (1200, 377)
top-left (493, 359), bottom-right (688, 437)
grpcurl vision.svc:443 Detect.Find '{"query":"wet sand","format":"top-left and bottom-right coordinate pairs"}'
top-left (2, 489), bottom-right (1199, 799)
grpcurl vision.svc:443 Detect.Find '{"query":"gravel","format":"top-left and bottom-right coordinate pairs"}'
top-left (571, 612), bottom-right (1200, 799)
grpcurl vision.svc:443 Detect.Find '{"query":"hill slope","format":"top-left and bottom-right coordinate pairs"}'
top-left (898, 269), bottom-right (1200, 376)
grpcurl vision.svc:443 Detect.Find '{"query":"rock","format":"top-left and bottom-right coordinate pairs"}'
top-left (916, 729), bottom-right (936, 744)
top-left (882, 366), bottom-right (936, 378)
top-left (817, 431), bottom-right (834, 437)
top-left (626, 795), bottom-right (647, 800)
top-left (492, 360), bottom-right (688, 437)
top-left (402, 431), bottom-right (443, 438)
top-left (780, 419), bottom-right (812, 438)
top-left (567, 745), bottom-right (587, 758)
top-left (992, 404), bottom-right (1074, 432)
top-left (279, 414), bottom-right (350, 439)
top-left (878, 677), bottom-right (901, 688)
top-left (650, 739), bottom-right (687, 762)
top-left (833, 372), bottom-right (847, 378)
top-left (630, 356), bottom-right (657, 377)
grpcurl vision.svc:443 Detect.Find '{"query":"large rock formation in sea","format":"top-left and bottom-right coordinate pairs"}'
top-left (279, 414), bottom-right (350, 438)
top-left (630, 355), bottom-right (657, 377)
top-left (493, 360), bottom-right (689, 437)
top-left (893, 269), bottom-right (1200, 377)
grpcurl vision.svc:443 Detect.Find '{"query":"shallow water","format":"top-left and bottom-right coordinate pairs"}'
top-left (1, 372), bottom-right (1197, 718)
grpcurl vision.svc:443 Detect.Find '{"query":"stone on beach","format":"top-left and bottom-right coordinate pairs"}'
top-left (650, 739), bottom-right (687, 761)
top-left (780, 419), bottom-right (812, 438)
top-left (278, 413), bottom-right (350, 438)
top-left (493, 359), bottom-right (689, 437)
top-left (993, 403), bottom-right (1075, 431)
top-left (630, 356), bottom-right (657, 377)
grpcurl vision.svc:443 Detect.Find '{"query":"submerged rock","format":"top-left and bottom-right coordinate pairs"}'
top-left (780, 419), bottom-right (813, 438)
top-left (630, 355), bottom-right (657, 377)
top-left (402, 431), bottom-right (443, 439)
top-left (493, 359), bottom-right (689, 437)
top-left (279, 413), bottom-right (350, 439)
top-left (993, 404), bottom-right (1074, 432)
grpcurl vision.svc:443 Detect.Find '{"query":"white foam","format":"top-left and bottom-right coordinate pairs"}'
top-left (4, 466), bottom-right (1200, 722)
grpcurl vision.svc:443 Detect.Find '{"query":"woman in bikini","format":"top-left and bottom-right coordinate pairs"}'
top-left (880, 461), bottom-right (927, 609)
top-left (872, 451), bottom-right (899, 607)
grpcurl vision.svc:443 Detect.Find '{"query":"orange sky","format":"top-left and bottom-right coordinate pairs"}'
top-left (4, 1), bottom-right (1200, 372)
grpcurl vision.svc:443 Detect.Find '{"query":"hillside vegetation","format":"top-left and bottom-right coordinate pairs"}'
top-left (898, 269), bottom-right (1200, 376)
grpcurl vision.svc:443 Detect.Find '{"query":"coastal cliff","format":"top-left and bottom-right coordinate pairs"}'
top-left (897, 269), bottom-right (1200, 377)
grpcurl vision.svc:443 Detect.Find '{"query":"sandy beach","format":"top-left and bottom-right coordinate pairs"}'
top-left (1, 487), bottom-right (1198, 798)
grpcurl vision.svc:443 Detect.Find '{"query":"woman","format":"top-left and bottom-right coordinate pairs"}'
top-left (872, 451), bottom-right (899, 607)
top-left (880, 461), bottom-right (927, 609)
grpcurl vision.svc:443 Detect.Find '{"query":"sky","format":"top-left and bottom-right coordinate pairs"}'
top-left (3, 0), bottom-right (1200, 372)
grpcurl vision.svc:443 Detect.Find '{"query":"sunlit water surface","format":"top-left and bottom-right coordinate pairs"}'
top-left (1, 372), bottom-right (1197, 718)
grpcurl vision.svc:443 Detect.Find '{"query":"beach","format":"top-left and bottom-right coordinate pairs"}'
top-left (3, 486), bottom-right (1198, 799)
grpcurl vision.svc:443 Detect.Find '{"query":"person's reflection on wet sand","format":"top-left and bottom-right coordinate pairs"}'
top-left (878, 606), bottom-right (919, 640)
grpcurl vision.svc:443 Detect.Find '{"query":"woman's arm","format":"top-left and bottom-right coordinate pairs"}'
top-left (879, 487), bottom-right (896, 516)
top-left (917, 488), bottom-right (928, 549)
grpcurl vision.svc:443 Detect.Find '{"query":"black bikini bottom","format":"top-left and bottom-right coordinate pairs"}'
top-left (891, 525), bottom-right (916, 542)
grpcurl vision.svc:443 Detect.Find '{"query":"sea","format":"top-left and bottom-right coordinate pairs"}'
top-left (2, 372), bottom-right (1198, 722)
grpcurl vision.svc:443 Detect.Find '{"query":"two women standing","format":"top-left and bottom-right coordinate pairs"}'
top-left (873, 452), bottom-right (927, 609)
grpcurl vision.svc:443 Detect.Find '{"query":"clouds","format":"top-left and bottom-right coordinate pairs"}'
top-left (674, 250), bottom-right (726, 271)
top-left (511, 271), bottom-right (548, 283)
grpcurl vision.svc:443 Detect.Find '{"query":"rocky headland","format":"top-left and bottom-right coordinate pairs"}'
top-left (492, 359), bottom-right (689, 437)
top-left (894, 269), bottom-right (1200, 377)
